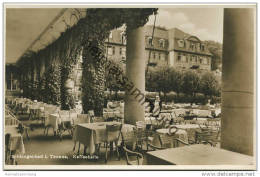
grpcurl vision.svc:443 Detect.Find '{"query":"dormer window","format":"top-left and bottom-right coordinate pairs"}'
top-left (201, 44), bottom-right (205, 51)
top-left (159, 39), bottom-right (165, 48)
top-left (120, 32), bottom-right (126, 44)
top-left (190, 43), bottom-right (195, 50)
top-left (148, 37), bottom-right (153, 46)
top-left (178, 40), bottom-right (185, 48)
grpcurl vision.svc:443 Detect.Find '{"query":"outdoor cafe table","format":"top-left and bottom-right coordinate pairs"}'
top-left (73, 122), bottom-right (135, 155)
top-left (5, 126), bottom-right (25, 154)
top-left (103, 110), bottom-right (122, 119)
top-left (45, 113), bottom-right (72, 132)
top-left (146, 144), bottom-right (254, 167)
top-left (28, 104), bottom-right (43, 120)
top-left (152, 128), bottom-right (188, 148)
top-left (174, 124), bottom-right (205, 142)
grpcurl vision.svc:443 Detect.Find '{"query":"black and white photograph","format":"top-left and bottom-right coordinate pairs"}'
top-left (3, 3), bottom-right (256, 171)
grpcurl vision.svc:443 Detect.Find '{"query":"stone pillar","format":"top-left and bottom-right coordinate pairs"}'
top-left (124, 27), bottom-right (145, 125)
top-left (221, 8), bottom-right (255, 156)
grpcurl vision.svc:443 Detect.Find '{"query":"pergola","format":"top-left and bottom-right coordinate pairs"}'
top-left (9, 8), bottom-right (255, 158)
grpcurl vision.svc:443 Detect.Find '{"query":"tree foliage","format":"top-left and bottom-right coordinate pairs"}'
top-left (200, 71), bottom-right (221, 98)
top-left (205, 40), bottom-right (222, 71)
top-left (181, 70), bottom-right (201, 97)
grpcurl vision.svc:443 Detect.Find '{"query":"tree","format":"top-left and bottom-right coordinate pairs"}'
top-left (105, 60), bottom-right (125, 100)
top-left (200, 72), bottom-right (221, 98)
top-left (145, 68), bottom-right (159, 92)
top-left (169, 68), bottom-right (183, 97)
top-left (205, 40), bottom-right (223, 71)
top-left (153, 66), bottom-right (172, 101)
top-left (182, 70), bottom-right (201, 102)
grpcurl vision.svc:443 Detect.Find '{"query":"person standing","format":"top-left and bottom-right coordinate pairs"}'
top-left (153, 96), bottom-right (161, 117)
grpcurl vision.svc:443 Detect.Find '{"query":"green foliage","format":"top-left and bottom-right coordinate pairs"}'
top-left (82, 40), bottom-right (106, 116)
top-left (16, 8), bottom-right (158, 114)
top-left (145, 67), bottom-right (221, 103)
top-left (42, 65), bottom-right (61, 105)
top-left (153, 66), bottom-right (172, 99)
top-left (205, 40), bottom-right (222, 71)
top-left (81, 8), bottom-right (157, 116)
top-left (200, 72), bottom-right (221, 98)
top-left (181, 70), bottom-right (201, 97)
top-left (169, 68), bottom-right (183, 95)
top-left (105, 60), bottom-right (125, 98)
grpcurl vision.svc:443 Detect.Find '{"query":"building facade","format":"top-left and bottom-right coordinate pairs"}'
top-left (66, 26), bottom-right (214, 100)
top-left (105, 25), bottom-right (213, 71)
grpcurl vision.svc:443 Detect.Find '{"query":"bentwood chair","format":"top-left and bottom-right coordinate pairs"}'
top-left (104, 124), bottom-right (122, 163)
top-left (122, 145), bottom-right (143, 165)
top-left (72, 114), bottom-right (91, 154)
top-left (57, 110), bottom-right (73, 140)
top-left (195, 128), bottom-right (221, 147)
top-left (17, 122), bottom-right (30, 141)
top-left (5, 133), bottom-right (11, 164)
top-left (88, 110), bottom-right (95, 122)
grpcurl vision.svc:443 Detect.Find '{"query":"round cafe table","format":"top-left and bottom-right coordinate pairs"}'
top-left (152, 128), bottom-right (188, 148)
top-left (174, 124), bottom-right (207, 142)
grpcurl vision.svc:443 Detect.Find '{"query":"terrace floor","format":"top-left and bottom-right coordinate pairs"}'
top-left (14, 117), bottom-right (149, 166)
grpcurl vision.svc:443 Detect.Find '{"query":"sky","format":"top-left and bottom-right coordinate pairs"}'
top-left (5, 7), bottom-right (223, 63)
top-left (147, 8), bottom-right (223, 43)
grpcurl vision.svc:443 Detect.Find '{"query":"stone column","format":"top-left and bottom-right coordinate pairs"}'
top-left (124, 27), bottom-right (146, 125)
top-left (221, 8), bottom-right (255, 156)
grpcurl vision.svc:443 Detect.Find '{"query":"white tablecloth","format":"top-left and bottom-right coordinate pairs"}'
top-left (5, 126), bottom-right (25, 154)
top-left (73, 122), bottom-right (135, 154)
top-left (153, 128), bottom-right (188, 148)
top-left (45, 113), bottom-right (72, 131)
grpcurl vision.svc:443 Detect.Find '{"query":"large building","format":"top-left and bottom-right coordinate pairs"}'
top-left (105, 25), bottom-right (213, 71)
top-left (59, 26), bottom-right (214, 100)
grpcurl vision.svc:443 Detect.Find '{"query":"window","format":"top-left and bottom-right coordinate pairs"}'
top-left (119, 48), bottom-right (122, 55)
top-left (112, 46), bottom-right (115, 55)
top-left (201, 44), bottom-right (205, 51)
top-left (191, 55), bottom-right (196, 63)
top-left (148, 37), bottom-right (153, 46)
top-left (182, 54), bottom-right (186, 62)
top-left (186, 55), bottom-right (189, 63)
top-left (177, 53), bottom-right (182, 62)
top-left (153, 52), bottom-right (156, 59)
top-left (178, 40), bottom-right (185, 48)
top-left (199, 58), bottom-right (202, 64)
top-left (195, 56), bottom-right (198, 63)
top-left (161, 53), bottom-right (165, 61)
top-left (204, 58), bottom-right (207, 64)
top-left (109, 31), bottom-right (113, 39)
top-left (159, 39), bottom-right (165, 48)
top-left (122, 48), bottom-right (126, 57)
top-left (159, 53), bottom-right (161, 60)
top-left (107, 46), bottom-right (113, 55)
top-left (190, 43), bottom-right (195, 50)
top-left (207, 58), bottom-right (210, 64)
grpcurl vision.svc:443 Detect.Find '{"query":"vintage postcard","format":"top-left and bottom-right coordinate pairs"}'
top-left (3, 3), bottom-right (257, 171)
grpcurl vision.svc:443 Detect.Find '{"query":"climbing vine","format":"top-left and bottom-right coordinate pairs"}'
top-left (16, 8), bottom-right (157, 114)
top-left (80, 8), bottom-right (157, 116)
